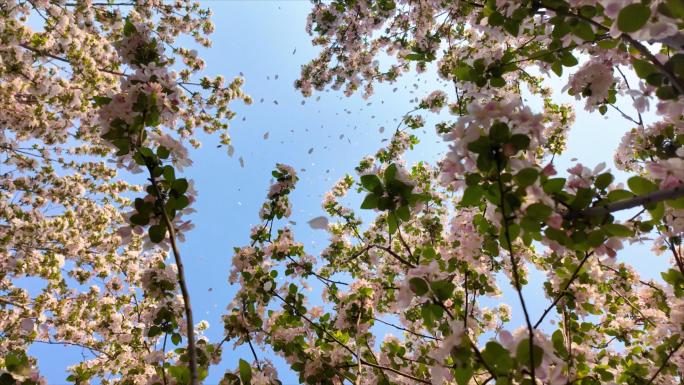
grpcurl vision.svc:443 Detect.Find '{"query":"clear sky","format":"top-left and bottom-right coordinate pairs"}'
top-left (29, 2), bottom-right (670, 384)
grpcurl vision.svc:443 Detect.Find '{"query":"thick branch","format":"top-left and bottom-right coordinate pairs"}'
top-left (565, 185), bottom-right (684, 220)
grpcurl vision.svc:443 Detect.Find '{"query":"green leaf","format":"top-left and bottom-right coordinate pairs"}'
top-left (489, 122), bottom-right (510, 143)
top-left (571, 188), bottom-right (594, 210)
top-left (420, 303), bottom-right (443, 328)
top-left (5, 351), bottom-right (29, 373)
top-left (617, 4), bottom-right (651, 33)
top-left (157, 146), bottom-right (171, 159)
top-left (430, 280), bottom-right (455, 301)
top-left (171, 195), bottom-right (190, 210)
top-left (594, 172), bottom-right (614, 190)
top-left (360, 193), bottom-right (379, 209)
top-left (454, 367), bottom-right (473, 385)
top-left (490, 77), bottom-right (506, 88)
top-left (130, 213), bottom-right (150, 226)
top-left (384, 163), bottom-right (398, 183)
top-left (92, 96), bottom-right (112, 106)
top-left (171, 333), bottom-right (182, 345)
top-left (387, 212), bottom-right (398, 234)
top-left (516, 339), bottom-right (544, 369)
top-left (396, 205), bottom-right (410, 221)
top-left (664, 0), bottom-right (684, 19)
top-left (409, 277), bottom-right (429, 296)
top-left (525, 203), bottom-right (552, 221)
top-left (163, 165), bottom-right (176, 182)
top-left (572, 22), bottom-right (595, 41)
top-left (168, 366), bottom-right (190, 385)
top-left (172, 179), bottom-right (189, 194)
top-left (515, 168), bottom-right (539, 188)
top-left (603, 223), bottom-right (633, 237)
top-left (149, 224), bottom-right (167, 243)
top-left (360, 174), bottom-right (382, 192)
top-left (467, 136), bottom-right (491, 154)
top-left (662, 269), bottom-right (684, 297)
top-left (579, 5), bottom-right (597, 18)
top-left (503, 19), bottom-right (520, 36)
top-left (482, 341), bottom-right (514, 375)
top-left (460, 185), bottom-right (483, 206)
top-left (552, 330), bottom-right (568, 358)
top-left (648, 201), bottom-right (665, 221)
top-left (123, 18), bottom-right (136, 36)
top-left (627, 176), bottom-right (657, 195)
top-left (552, 23), bottom-right (571, 39)
top-left (404, 53), bottom-right (426, 61)
top-left (146, 107), bottom-right (161, 127)
top-left (488, 11), bottom-right (505, 26)
top-left (543, 178), bottom-right (566, 194)
top-left (509, 134), bottom-right (531, 151)
top-left (667, 196), bottom-right (684, 209)
top-left (606, 189), bottom-right (635, 202)
top-left (239, 359), bottom-right (252, 385)
top-left (148, 325), bottom-right (161, 337)
top-left (632, 58), bottom-right (657, 78)
top-left (560, 52), bottom-right (578, 67)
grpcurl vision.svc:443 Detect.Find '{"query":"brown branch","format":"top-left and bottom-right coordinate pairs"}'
top-left (19, 43), bottom-right (127, 77)
top-left (148, 172), bottom-right (198, 385)
top-left (565, 185), bottom-right (684, 220)
top-left (534, 251), bottom-right (593, 328)
top-left (343, 243), bottom-right (415, 268)
top-left (646, 339), bottom-right (684, 385)
top-left (372, 317), bottom-right (441, 341)
top-left (495, 158), bottom-right (535, 384)
top-left (274, 293), bottom-right (430, 384)
top-left (543, 5), bottom-right (684, 95)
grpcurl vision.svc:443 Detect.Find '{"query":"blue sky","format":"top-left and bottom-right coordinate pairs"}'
top-left (29, 2), bottom-right (670, 384)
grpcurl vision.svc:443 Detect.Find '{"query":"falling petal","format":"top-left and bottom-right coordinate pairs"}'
top-left (307, 216), bottom-right (329, 230)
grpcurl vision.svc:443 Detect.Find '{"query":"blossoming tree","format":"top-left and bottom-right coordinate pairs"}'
top-left (1, 1), bottom-right (250, 384)
top-left (4, 1), bottom-right (684, 385)
top-left (224, 1), bottom-right (684, 385)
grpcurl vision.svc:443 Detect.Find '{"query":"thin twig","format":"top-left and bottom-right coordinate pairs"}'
top-left (534, 252), bottom-right (593, 328)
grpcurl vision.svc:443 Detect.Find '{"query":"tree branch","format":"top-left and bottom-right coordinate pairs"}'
top-left (148, 172), bottom-right (198, 385)
top-left (534, 251), bottom-right (593, 328)
top-left (564, 185), bottom-right (684, 220)
top-left (646, 339), bottom-right (684, 385)
top-left (273, 293), bottom-right (431, 384)
top-left (496, 158), bottom-right (535, 384)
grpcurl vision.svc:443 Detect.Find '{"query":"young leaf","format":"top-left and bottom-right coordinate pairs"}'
top-left (618, 4), bottom-right (651, 33)
top-left (239, 359), bottom-right (252, 385)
